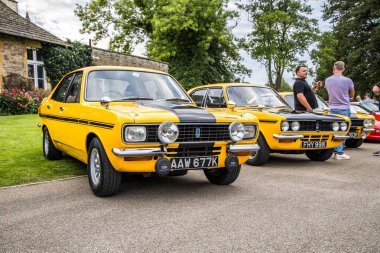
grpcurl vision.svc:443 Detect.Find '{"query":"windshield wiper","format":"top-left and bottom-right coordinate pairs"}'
top-left (164, 98), bottom-right (191, 102)
top-left (118, 96), bottom-right (154, 101)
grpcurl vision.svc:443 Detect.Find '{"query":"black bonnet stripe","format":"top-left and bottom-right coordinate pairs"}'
top-left (136, 101), bottom-right (216, 123)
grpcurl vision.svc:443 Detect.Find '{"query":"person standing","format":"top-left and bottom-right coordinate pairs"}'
top-left (293, 64), bottom-right (321, 112)
top-left (372, 81), bottom-right (380, 156)
top-left (325, 61), bottom-right (355, 160)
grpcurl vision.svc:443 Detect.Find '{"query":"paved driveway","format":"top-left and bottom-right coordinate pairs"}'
top-left (1, 142), bottom-right (379, 252)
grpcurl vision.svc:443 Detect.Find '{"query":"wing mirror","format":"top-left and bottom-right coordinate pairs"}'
top-left (227, 101), bottom-right (236, 110)
top-left (100, 96), bottom-right (111, 109)
top-left (258, 104), bottom-right (265, 112)
top-left (323, 108), bottom-right (330, 114)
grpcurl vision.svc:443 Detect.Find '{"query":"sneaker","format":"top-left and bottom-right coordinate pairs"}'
top-left (334, 153), bottom-right (350, 160)
top-left (373, 151), bottom-right (380, 156)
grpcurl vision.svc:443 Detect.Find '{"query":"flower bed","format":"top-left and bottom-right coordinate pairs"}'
top-left (0, 86), bottom-right (48, 115)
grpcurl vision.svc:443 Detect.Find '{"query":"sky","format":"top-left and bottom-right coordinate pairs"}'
top-left (15, 0), bottom-right (331, 85)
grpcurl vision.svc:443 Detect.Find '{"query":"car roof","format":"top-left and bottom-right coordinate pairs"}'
top-left (71, 66), bottom-right (167, 75)
top-left (194, 83), bottom-right (269, 89)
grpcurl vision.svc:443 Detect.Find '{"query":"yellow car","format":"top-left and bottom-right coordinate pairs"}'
top-left (39, 66), bottom-right (260, 196)
top-left (188, 83), bottom-right (351, 165)
top-left (281, 92), bottom-right (375, 148)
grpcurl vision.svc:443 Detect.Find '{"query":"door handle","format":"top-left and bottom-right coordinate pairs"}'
top-left (59, 106), bottom-right (65, 111)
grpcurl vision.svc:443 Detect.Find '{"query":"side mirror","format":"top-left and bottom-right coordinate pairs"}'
top-left (100, 96), bottom-right (111, 109)
top-left (258, 104), bottom-right (265, 112)
top-left (227, 101), bottom-right (236, 109)
top-left (323, 108), bottom-right (330, 114)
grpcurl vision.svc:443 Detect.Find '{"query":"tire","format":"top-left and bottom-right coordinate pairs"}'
top-left (246, 133), bottom-right (270, 166)
top-left (43, 127), bottom-right (62, 160)
top-left (305, 149), bottom-right (334, 161)
top-left (204, 165), bottom-right (241, 185)
top-left (345, 139), bottom-right (364, 148)
top-left (87, 137), bottom-right (122, 197)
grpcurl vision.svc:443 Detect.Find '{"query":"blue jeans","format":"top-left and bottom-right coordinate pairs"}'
top-left (330, 109), bottom-right (351, 155)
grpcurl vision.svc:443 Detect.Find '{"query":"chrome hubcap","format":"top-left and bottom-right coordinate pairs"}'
top-left (250, 151), bottom-right (258, 159)
top-left (44, 131), bottom-right (49, 155)
top-left (90, 149), bottom-right (101, 186)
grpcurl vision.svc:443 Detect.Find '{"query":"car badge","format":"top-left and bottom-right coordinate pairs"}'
top-left (195, 127), bottom-right (201, 138)
top-left (316, 122), bottom-right (320, 130)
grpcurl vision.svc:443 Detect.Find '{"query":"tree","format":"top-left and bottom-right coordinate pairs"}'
top-left (238, 0), bottom-right (319, 91)
top-left (75, 0), bottom-right (249, 88)
top-left (323, 0), bottom-right (380, 95)
top-left (310, 32), bottom-right (338, 99)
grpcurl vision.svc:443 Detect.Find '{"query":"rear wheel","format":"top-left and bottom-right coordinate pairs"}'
top-left (345, 139), bottom-right (364, 148)
top-left (246, 133), bottom-right (270, 166)
top-left (88, 137), bottom-right (122, 197)
top-left (43, 127), bottom-right (62, 160)
top-left (305, 149), bottom-right (334, 161)
top-left (204, 165), bottom-right (241, 185)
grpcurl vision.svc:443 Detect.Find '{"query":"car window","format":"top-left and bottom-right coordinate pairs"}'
top-left (86, 70), bottom-right (190, 102)
top-left (206, 88), bottom-right (226, 108)
top-left (191, 89), bottom-right (207, 106)
top-left (284, 95), bottom-right (295, 108)
top-left (316, 96), bottom-right (329, 110)
top-left (51, 74), bottom-right (74, 102)
top-left (65, 73), bottom-right (82, 103)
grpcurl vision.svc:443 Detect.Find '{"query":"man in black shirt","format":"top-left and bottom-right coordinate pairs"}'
top-left (293, 64), bottom-right (321, 112)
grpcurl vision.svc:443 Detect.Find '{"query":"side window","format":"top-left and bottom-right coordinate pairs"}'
top-left (65, 73), bottom-right (82, 103)
top-left (191, 89), bottom-right (207, 106)
top-left (206, 88), bottom-right (226, 108)
top-left (51, 74), bottom-right (74, 102)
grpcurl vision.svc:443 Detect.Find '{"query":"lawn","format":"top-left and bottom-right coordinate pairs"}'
top-left (0, 114), bottom-right (86, 187)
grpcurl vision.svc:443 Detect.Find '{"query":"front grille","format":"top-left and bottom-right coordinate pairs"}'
top-left (166, 144), bottom-right (222, 158)
top-left (301, 135), bottom-right (330, 141)
top-left (292, 121), bottom-right (339, 132)
top-left (144, 124), bottom-right (233, 143)
top-left (351, 120), bottom-right (364, 127)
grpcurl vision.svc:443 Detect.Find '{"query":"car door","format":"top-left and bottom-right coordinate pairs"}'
top-left (57, 72), bottom-right (86, 158)
top-left (43, 74), bottom-right (75, 146)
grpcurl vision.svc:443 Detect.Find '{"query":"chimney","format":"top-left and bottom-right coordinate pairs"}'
top-left (1, 0), bottom-right (18, 13)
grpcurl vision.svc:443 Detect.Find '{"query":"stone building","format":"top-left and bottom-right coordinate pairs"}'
top-left (0, 0), bottom-right (167, 90)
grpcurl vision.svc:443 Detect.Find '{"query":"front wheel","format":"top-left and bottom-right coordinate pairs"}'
top-left (246, 133), bottom-right (270, 166)
top-left (88, 137), bottom-right (122, 197)
top-left (43, 127), bottom-right (62, 160)
top-left (204, 165), bottom-right (241, 185)
top-left (305, 149), bottom-right (334, 161)
top-left (345, 139), bottom-right (363, 148)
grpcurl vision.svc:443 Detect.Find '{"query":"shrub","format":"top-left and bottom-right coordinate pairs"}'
top-left (0, 87), bottom-right (48, 115)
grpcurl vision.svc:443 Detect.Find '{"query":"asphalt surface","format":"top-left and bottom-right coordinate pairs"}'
top-left (1, 142), bottom-right (379, 253)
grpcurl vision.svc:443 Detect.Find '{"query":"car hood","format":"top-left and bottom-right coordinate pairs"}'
top-left (266, 108), bottom-right (347, 121)
top-left (107, 101), bottom-right (252, 123)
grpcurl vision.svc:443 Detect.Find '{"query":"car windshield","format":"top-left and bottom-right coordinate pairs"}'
top-left (85, 70), bottom-right (191, 102)
top-left (316, 95), bottom-right (329, 110)
top-left (227, 86), bottom-right (288, 108)
top-left (350, 105), bottom-right (370, 114)
top-left (360, 102), bottom-right (379, 112)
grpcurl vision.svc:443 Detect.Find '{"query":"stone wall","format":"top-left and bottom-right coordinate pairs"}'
top-left (92, 47), bottom-right (168, 72)
top-left (0, 35), bottom-right (27, 87)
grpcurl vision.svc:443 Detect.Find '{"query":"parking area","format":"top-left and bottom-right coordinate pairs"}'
top-left (0, 142), bottom-right (379, 252)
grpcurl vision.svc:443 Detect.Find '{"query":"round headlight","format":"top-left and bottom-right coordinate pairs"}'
top-left (124, 126), bottom-right (147, 142)
top-left (340, 122), bottom-right (348, 131)
top-left (281, 121), bottom-right (289, 132)
top-left (364, 119), bottom-right (374, 127)
top-left (158, 122), bottom-right (179, 143)
top-left (332, 122), bottom-right (339, 131)
top-left (291, 121), bottom-right (300, 131)
top-left (229, 122), bottom-right (245, 142)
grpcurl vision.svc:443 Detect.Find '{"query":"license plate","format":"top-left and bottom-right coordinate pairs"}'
top-left (170, 157), bottom-right (218, 169)
top-left (348, 132), bottom-right (358, 138)
top-left (301, 141), bottom-right (326, 149)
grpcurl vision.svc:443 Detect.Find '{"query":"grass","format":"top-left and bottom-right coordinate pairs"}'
top-left (0, 114), bottom-right (86, 187)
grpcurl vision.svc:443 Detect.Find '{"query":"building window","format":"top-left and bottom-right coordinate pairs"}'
top-left (27, 48), bottom-right (46, 89)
